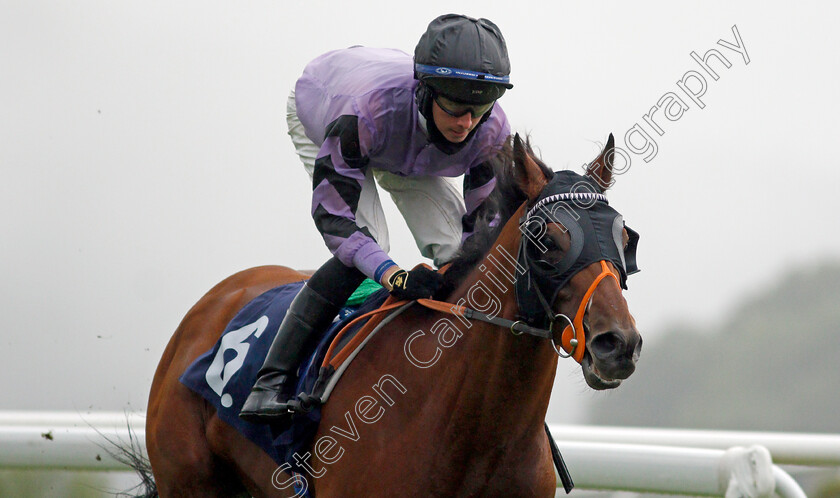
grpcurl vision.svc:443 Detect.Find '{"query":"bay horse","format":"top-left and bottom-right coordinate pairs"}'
top-left (144, 134), bottom-right (642, 497)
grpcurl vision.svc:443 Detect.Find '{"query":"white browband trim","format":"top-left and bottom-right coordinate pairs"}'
top-left (526, 192), bottom-right (608, 219)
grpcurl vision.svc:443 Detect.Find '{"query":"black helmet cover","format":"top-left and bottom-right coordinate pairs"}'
top-left (414, 14), bottom-right (512, 105)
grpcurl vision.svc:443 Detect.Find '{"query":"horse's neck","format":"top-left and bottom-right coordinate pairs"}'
top-left (443, 206), bottom-right (558, 430)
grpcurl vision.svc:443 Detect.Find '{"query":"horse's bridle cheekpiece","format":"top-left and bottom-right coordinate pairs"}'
top-left (515, 171), bottom-right (640, 361)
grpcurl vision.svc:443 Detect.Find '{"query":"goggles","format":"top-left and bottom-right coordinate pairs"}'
top-left (433, 93), bottom-right (495, 119)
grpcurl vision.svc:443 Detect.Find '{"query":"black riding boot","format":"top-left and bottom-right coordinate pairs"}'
top-left (239, 283), bottom-right (341, 424)
top-left (239, 257), bottom-right (365, 424)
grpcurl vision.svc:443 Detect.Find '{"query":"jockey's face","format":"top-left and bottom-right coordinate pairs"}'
top-left (431, 96), bottom-right (489, 143)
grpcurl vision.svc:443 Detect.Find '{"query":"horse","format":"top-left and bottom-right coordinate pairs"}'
top-left (143, 134), bottom-right (642, 497)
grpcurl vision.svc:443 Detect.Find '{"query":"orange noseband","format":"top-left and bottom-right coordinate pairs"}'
top-left (558, 260), bottom-right (620, 363)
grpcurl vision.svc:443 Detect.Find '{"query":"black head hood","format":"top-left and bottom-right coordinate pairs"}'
top-left (515, 170), bottom-right (640, 325)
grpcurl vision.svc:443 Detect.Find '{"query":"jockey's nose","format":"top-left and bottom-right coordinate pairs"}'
top-left (455, 113), bottom-right (474, 128)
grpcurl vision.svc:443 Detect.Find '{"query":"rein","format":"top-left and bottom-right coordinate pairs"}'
top-left (319, 294), bottom-right (560, 369)
top-left (419, 259), bottom-right (619, 363)
top-left (321, 189), bottom-right (625, 368)
top-left (321, 259), bottom-right (619, 368)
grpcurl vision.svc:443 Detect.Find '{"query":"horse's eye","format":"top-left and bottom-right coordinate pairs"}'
top-left (542, 236), bottom-right (561, 253)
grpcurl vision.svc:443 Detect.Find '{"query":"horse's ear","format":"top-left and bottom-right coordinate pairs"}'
top-left (512, 133), bottom-right (549, 201)
top-left (585, 133), bottom-right (615, 192)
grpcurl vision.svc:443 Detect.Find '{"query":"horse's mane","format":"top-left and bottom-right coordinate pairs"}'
top-left (441, 136), bottom-right (554, 294)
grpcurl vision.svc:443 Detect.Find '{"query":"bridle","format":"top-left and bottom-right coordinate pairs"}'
top-left (514, 211), bottom-right (624, 362)
top-left (550, 260), bottom-right (620, 362)
top-left (417, 212), bottom-right (625, 364)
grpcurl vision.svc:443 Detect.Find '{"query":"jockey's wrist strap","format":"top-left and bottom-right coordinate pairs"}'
top-left (374, 260), bottom-right (397, 284)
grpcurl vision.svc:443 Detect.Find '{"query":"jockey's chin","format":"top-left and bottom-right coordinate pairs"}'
top-left (443, 128), bottom-right (471, 143)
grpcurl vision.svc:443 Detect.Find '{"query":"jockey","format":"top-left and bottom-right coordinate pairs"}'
top-left (240, 14), bottom-right (513, 423)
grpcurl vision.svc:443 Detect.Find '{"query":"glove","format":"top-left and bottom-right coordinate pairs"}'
top-left (387, 267), bottom-right (444, 301)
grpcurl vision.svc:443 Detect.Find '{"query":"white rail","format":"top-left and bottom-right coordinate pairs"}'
top-left (0, 411), bottom-right (146, 471)
top-left (549, 424), bottom-right (840, 467)
top-left (0, 412), bottom-right (822, 497)
top-left (556, 441), bottom-right (805, 497)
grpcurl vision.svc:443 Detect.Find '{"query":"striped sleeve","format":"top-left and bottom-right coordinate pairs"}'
top-left (311, 115), bottom-right (391, 280)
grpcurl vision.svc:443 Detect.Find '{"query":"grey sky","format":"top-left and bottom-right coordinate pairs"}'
top-left (2, 1), bottom-right (838, 423)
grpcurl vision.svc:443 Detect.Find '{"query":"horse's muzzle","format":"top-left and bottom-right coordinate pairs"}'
top-left (582, 329), bottom-right (642, 390)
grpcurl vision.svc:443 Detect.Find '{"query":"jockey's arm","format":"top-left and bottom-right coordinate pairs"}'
top-left (310, 114), bottom-right (443, 301)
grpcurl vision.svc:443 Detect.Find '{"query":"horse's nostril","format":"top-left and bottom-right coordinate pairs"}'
top-left (589, 331), bottom-right (624, 359)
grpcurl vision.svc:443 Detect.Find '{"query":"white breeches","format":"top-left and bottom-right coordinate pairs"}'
top-left (286, 91), bottom-right (465, 267)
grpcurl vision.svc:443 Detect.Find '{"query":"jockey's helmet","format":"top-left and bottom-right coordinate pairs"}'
top-left (414, 14), bottom-right (513, 106)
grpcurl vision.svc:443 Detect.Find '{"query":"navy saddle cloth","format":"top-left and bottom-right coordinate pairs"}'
top-left (179, 280), bottom-right (389, 467)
